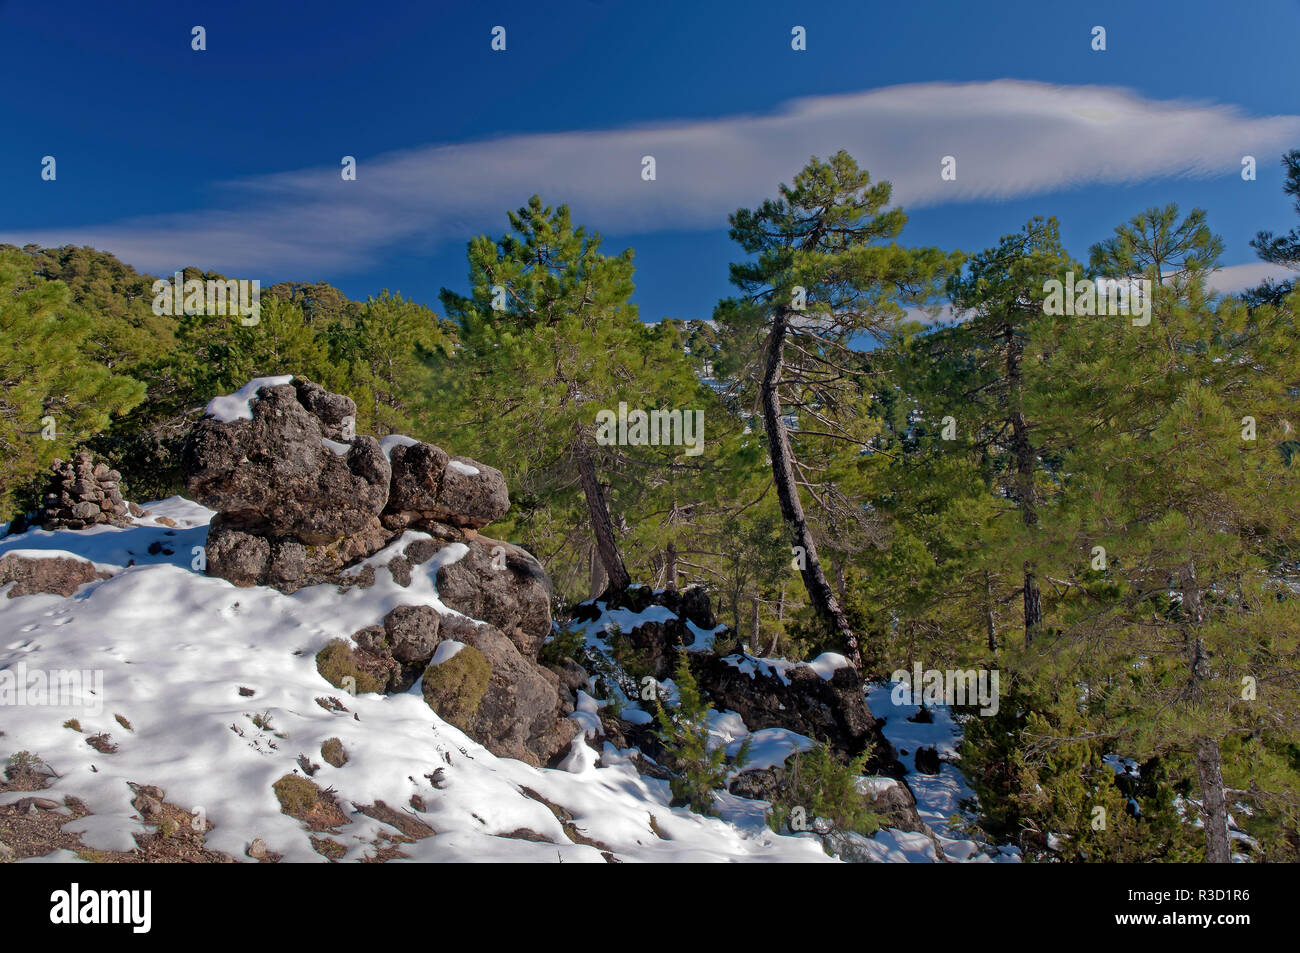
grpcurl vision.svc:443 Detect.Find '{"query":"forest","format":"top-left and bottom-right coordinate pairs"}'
top-left (2, 147), bottom-right (1298, 863)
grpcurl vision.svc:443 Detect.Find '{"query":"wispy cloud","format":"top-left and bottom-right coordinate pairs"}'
top-left (6, 80), bottom-right (1299, 275)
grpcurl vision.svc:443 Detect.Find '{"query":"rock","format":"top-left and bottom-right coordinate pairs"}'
top-left (184, 382), bottom-right (390, 542)
top-left (247, 838), bottom-right (269, 859)
top-left (383, 441), bottom-right (509, 531)
top-left (607, 616), bottom-right (694, 682)
top-left (316, 636), bottom-right (402, 695)
top-left (434, 614), bottom-right (577, 767)
top-left (728, 768), bottom-right (783, 801)
top-left (856, 777), bottom-right (927, 833)
top-left (693, 653), bottom-right (898, 771)
top-left (421, 642), bottom-right (492, 730)
top-left (182, 379), bottom-right (394, 589)
top-left (913, 746), bottom-right (942, 775)
top-left (434, 536), bottom-right (552, 658)
top-left (0, 553), bottom-right (111, 598)
top-left (37, 451), bottom-right (132, 530)
top-left (581, 587), bottom-right (715, 679)
top-left (545, 657), bottom-right (589, 697)
top-left (0, 839), bottom-right (14, 862)
top-left (382, 605), bottom-right (441, 664)
top-left (293, 379), bottom-right (356, 440)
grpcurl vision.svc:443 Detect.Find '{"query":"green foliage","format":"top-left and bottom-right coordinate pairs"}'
top-left (768, 743), bottom-right (881, 839)
top-left (0, 248), bottom-right (146, 518)
top-left (315, 639), bottom-right (388, 695)
top-left (538, 624), bottom-right (586, 668)
top-left (655, 652), bottom-right (748, 815)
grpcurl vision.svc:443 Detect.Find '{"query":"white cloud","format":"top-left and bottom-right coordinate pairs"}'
top-left (1204, 261), bottom-right (1296, 293)
top-left (5, 80), bottom-right (1299, 275)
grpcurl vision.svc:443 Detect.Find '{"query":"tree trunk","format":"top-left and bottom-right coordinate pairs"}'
top-left (1180, 560), bottom-right (1228, 862)
top-left (1196, 735), bottom-right (1232, 863)
top-left (664, 541), bottom-right (678, 590)
top-left (751, 595), bottom-right (761, 647)
top-left (760, 314), bottom-right (860, 665)
top-left (984, 571), bottom-right (998, 653)
top-left (588, 545), bottom-right (608, 601)
top-left (1023, 569), bottom-right (1042, 647)
top-left (1005, 324), bottom-right (1041, 647)
top-left (575, 440), bottom-right (630, 595)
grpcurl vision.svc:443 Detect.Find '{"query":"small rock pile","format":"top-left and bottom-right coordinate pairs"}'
top-left (39, 451), bottom-right (136, 530)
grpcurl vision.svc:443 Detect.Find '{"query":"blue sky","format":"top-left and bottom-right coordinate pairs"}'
top-left (2, 0), bottom-right (1298, 321)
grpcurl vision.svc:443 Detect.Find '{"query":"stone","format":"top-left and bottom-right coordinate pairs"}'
top-left (434, 536), bottom-right (552, 658)
top-left (0, 553), bottom-right (112, 598)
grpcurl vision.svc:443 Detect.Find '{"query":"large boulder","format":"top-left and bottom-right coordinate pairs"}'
top-left (384, 441), bottom-right (509, 531)
top-left (182, 379), bottom-right (394, 589)
top-left (435, 536), bottom-right (552, 658)
top-left (434, 614), bottom-right (577, 767)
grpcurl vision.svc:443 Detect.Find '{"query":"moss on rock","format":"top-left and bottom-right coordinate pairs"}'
top-left (315, 638), bottom-right (390, 694)
top-left (421, 644), bottom-right (491, 729)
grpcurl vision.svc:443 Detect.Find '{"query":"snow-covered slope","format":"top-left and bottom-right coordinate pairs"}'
top-left (0, 499), bottom-right (1008, 862)
top-left (0, 501), bottom-right (831, 862)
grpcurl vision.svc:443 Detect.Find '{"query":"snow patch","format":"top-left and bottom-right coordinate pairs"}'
top-left (203, 375), bottom-right (294, 423)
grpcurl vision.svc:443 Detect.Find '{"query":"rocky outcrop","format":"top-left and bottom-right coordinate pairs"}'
top-left (435, 536), bottom-right (552, 658)
top-left (693, 653), bottom-right (897, 773)
top-left (0, 553), bottom-right (111, 598)
top-left (38, 452), bottom-right (131, 530)
top-left (383, 441), bottom-right (509, 531)
top-left (181, 378), bottom-right (513, 593)
top-left (572, 587), bottom-right (713, 681)
top-left (183, 380), bottom-right (392, 590)
top-left (185, 377), bottom-right (575, 767)
top-left (315, 604), bottom-right (576, 767)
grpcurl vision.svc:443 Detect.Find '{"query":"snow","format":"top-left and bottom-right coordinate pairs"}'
top-left (447, 460), bottom-right (480, 476)
top-left (379, 434), bottom-right (420, 460)
top-left (429, 641), bottom-right (465, 665)
top-left (718, 650), bottom-right (850, 685)
top-left (866, 680), bottom-right (1019, 863)
top-left (0, 500), bottom-right (835, 863)
top-left (203, 376), bottom-right (294, 423)
top-left (321, 438), bottom-right (351, 456)
top-left (1, 498), bottom-right (1027, 863)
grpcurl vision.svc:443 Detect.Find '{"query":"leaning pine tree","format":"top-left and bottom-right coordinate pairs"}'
top-left (715, 151), bottom-right (958, 666)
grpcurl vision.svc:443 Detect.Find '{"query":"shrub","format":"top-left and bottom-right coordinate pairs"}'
top-left (655, 652), bottom-right (748, 816)
top-left (272, 774), bottom-right (322, 818)
top-left (320, 737), bottom-right (348, 768)
top-left (768, 743), bottom-right (881, 839)
top-left (539, 623), bottom-right (585, 667)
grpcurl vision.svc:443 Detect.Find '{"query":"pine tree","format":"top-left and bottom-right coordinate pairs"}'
top-left (1031, 207), bottom-right (1300, 861)
top-left (436, 196), bottom-right (701, 598)
top-left (1247, 149), bottom-right (1300, 306)
top-left (716, 151), bottom-right (958, 665)
top-left (0, 249), bottom-right (145, 518)
top-left (945, 217), bottom-right (1079, 648)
